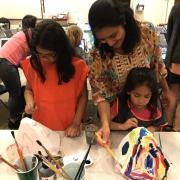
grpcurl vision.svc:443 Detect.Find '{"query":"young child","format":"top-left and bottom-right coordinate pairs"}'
top-left (110, 67), bottom-right (166, 132)
top-left (66, 25), bottom-right (86, 61)
top-left (21, 20), bottom-right (89, 137)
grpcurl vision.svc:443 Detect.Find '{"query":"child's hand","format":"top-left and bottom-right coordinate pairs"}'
top-left (147, 126), bottom-right (157, 132)
top-left (65, 123), bottom-right (81, 137)
top-left (123, 118), bottom-right (138, 130)
top-left (25, 99), bottom-right (37, 114)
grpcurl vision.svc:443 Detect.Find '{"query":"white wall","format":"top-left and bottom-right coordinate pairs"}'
top-left (0, 0), bottom-right (175, 28)
top-left (0, 0), bottom-right (41, 19)
top-left (44, 0), bottom-right (95, 24)
top-left (131, 0), bottom-right (175, 25)
top-left (45, 0), bottom-right (174, 25)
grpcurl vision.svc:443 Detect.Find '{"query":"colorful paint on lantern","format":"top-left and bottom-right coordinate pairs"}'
top-left (117, 127), bottom-right (170, 179)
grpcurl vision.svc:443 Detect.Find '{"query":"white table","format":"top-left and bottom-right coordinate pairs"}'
top-left (0, 130), bottom-right (179, 180)
top-left (153, 132), bottom-right (180, 179)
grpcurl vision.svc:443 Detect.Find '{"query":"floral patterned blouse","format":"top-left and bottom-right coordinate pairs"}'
top-left (89, 22), bottom-right (163, 104)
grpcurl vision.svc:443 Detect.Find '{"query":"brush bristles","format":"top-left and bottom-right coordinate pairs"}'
top-left (38, 151), bottom-right (42, 155)
top-left (36, 140), bottom-right (42, 146)
top-left (11, 131), bottom-right (15, 138)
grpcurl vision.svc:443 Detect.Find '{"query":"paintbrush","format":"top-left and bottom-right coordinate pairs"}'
top-left (38, 151), bottom-right (67, 178)
top-left (74, 135), bottom-right (95, 180)
top-left (95, 132), bottom-right (122, 168)
top-left (0, 155), bottom-right (21, 172)
top-left (36, 140), bottom-right (71, 180)
top-left (31, 156), bottom-right (37, 169)
top-left (11, 131), bottom-right (27, 171)
top-left (158, 133), bottom-right (162, 149)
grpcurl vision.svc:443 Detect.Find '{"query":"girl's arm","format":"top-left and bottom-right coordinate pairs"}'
top-left (24, 82), bottom-right (36, 114)
top-left (147, 126), bottom-right (158, 133)
top-left (65, 82), bottom-right (88, 137)
top-left (110, 118), bottom-right (138, 131)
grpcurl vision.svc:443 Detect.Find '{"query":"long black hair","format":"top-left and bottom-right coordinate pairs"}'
top-left (22, 15), bottom-right (37, 29)
top-left (120, 67), bottom-right (159, 119)
top-left (88, 0), bottom-right (140, 58)
top-left (30, 19), bottom-right (75, 84)
top-left (22, 15), bottom-right (37, 50)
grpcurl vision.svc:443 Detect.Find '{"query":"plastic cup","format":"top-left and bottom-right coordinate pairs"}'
top-left (15, 155), bottom-right (38, 180)
top-left (63, 162), bottom-right (85, 180)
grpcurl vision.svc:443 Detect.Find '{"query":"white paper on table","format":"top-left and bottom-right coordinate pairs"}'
top-left (6, 117), bottom-right (60, 161)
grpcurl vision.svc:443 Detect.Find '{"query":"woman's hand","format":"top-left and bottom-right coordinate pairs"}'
top-left (162, 90), bottom-right (173, 109)
top-left (25, 99), bottom-right (37, 114)
top-left (122, 118), bottom-right (138, 130)
top-left (24, 82), bottom-right (36, 114)
top-left (65, 123), bottom-right (81, 137)
top-left (96, 125), bottom-right (111, 147)
top-left (96, 100), bottom-right (111, 146)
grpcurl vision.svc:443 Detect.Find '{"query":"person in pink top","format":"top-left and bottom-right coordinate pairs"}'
top-left (0, 15), bottom-right (37, 129)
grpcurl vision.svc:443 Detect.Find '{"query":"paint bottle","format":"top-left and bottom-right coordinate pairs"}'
top-left (39, 163), bottom-right (57, 180)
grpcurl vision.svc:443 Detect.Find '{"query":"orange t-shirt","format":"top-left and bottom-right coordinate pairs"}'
top-left (21, 57), bottom-right (89, 130)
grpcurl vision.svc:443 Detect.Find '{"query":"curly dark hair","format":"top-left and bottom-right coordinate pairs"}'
top-left (88, 0), bottom-right (140, 58)
top-left (30, 19), bottom-right (75, 84)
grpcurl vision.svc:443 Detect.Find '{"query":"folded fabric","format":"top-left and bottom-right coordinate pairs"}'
top-left (116, 127), bottom-right (170, 179)
top-left (15, 117), bottom-right (60, 156)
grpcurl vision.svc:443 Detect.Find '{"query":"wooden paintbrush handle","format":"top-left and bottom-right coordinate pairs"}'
top-left (18, 148), bottom-right (27, 171)
top-left (0, 156), bottom-right (20, 171)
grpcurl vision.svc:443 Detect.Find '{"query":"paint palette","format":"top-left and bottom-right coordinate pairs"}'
top-left (63, 151), bottom-right (93, 167)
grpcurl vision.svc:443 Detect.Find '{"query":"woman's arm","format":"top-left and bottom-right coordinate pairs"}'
top-left (96, 100), bottom-right (111, 146)
top-left (24, 82), bottom-right (36, 114)
top-left (74, 82), bottom-right (88, 125)
top-left (146, 22), bottom-right (172, 108)
top-left (65, 82), bottom-right (88, 137)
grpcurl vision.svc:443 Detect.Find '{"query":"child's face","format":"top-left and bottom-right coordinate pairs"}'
top-left (128, 85), bottom-right (152, 110)
top-left (36, 46), bottom-right (56, 63)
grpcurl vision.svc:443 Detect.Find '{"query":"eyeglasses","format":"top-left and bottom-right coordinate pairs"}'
top-left (35, 51), bottom-right (56, 59)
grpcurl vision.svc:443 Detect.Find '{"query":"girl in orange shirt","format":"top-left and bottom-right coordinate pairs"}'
top-left (21, 20), bottom-right (89, 137)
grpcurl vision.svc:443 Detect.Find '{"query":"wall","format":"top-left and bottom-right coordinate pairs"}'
top-left (131, 0), bottom-right (175, 25)
top-left (44, 0), bottom-right (95, 24)
top-left (0, 0), bottom-right (175, 29)
top-left (0, 0), bottom-right (41, 19)
top-left (45, 0), bottom-right (175, 25)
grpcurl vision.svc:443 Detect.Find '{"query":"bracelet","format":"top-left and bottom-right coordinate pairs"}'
top-left (160, 72), bottom-right (167, 78)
